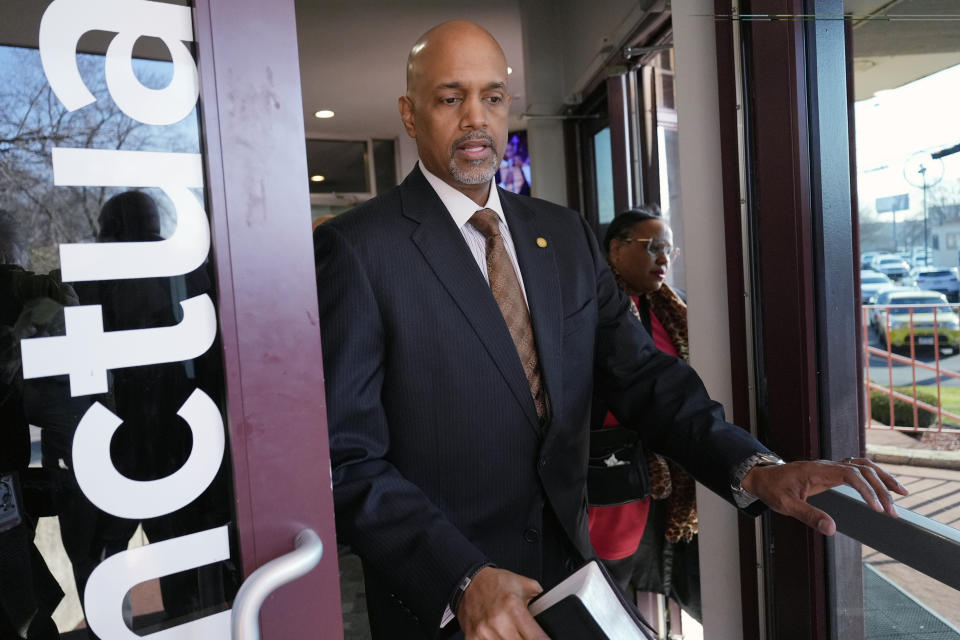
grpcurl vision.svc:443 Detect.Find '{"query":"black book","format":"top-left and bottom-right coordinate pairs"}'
top-left (528, 559), bottom-right (654, 639)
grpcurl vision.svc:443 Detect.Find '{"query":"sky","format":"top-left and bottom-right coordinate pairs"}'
top-left (855, 63), bottom-right (960, 220)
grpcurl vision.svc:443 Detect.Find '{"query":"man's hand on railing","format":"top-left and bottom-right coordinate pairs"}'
top-left (741, 458), bottom-right (909, 536)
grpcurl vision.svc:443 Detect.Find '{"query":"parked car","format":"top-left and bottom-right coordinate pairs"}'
top-left (911, 267), bottom-right (960, 301)
top-left (868, 285), bottom-right (918, 331)
top-left (875, 290), bottom-right (960, 354)
top-left (861, 251), bottom-right (881, 271)
top-left (870, 254), bottom-right (911, 280)
top-left (860, 270), bottom-right (891, 303)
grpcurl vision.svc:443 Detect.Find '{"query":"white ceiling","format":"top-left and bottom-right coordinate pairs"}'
top-left (847, 0), bottom-right (960, 100)
top-left (294, 0), bottom-right (526, 140)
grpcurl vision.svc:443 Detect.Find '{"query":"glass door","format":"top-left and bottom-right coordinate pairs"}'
top-left (0, 1), bottom-right (341, 638)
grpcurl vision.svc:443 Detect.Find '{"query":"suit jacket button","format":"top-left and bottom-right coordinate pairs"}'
top-left (523, 528), bottom-right (541, 543)
top-left (538, 457), bottom-right (547, 469)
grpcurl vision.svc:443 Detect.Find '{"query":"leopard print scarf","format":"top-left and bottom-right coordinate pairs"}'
top-left (647, 284), bottom-right (698, 543)
top-left (632, 283), bottom-right (699, 544)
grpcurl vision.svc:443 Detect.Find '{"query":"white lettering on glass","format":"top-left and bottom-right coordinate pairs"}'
top-left (20, 294), bottom-right (217, 397)
top-left (39, 0), bottom-right (199, 125)
top-left (34, 2), bottom-right (240, 635)
top-left (84, 526), bottom-right (232, 639)
top-left (73, 390), bottom-right (225, 519)
top-left (53, 148), bottom-right (209, 282)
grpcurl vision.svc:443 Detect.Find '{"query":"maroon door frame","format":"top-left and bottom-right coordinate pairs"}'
top-left (726, 5), bottom-right (829, 635)
top-left (712, 11), bottom-right (762, 640)
top-left (714, 1), bottom-right (863, 638)
top-left (193, 0), bottom-right (343, 637)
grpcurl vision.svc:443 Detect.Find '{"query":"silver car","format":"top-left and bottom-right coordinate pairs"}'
top-left (871, 254), bottom-right (911, 281)
top-left (912, 267), bottom-right (960, 302)
top-left (860, 270), bottom-right (891, 303)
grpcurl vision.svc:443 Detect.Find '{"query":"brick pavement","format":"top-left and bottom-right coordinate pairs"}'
top-left (864, 428), bottom-right (960, 630)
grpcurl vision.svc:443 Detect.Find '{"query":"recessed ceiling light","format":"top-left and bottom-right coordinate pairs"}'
top-left (310, 175), bottom-right (326, 182)
top-left (314, 110), bottom-right (335, 119)
top-left (507, 66), bottom-right (513, 75)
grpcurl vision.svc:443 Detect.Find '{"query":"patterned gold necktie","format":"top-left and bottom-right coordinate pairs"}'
top-left (469, 208), bottom-right (547, 421)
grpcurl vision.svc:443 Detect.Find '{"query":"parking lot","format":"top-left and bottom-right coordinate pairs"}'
top-left (866, 322), bottom-right (960, 389)
top-left (867, 326), bottom-right (960, 387)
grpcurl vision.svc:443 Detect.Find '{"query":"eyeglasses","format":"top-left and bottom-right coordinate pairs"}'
top-left (622, 237), bottom-right (680, 260)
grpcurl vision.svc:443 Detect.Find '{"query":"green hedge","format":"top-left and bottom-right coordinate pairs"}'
top-left (870, 388), bottom-right (938, 428)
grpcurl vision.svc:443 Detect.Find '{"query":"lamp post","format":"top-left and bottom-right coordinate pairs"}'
top-left (919, 163), bottom-right (928, 259)
top-left (904, 152), bottom-right (943, 264)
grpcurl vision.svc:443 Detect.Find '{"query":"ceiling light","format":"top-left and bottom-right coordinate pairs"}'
top-left (310, 175), bottom-right (326, 182)
top-left (507, 66), bottom-right (513, 75)
top-left (314, 110), bottom-right (335, 119)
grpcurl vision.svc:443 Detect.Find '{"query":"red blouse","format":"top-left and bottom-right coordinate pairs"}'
top-left (588, 300), bottom-right (679, 560)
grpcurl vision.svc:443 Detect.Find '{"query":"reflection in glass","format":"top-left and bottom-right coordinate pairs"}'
top-left (0, 13), bottom-right (238, 639)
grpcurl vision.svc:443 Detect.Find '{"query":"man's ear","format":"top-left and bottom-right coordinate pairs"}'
top-left (398, 96), bottom-right (417, 138)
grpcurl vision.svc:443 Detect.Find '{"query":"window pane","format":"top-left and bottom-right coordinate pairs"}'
top-left (856, 60), bottom-right (960, 269)
top-left (0, 4), bottom-right (239, 636)
top-left (854, 460), bottom-right (960, 634)
top-left (306, 139), bottom-right (370, 193)
top-left (657, 126), bottom-right (684, 292)
top-left (593, 127), bottom-right (615, 224)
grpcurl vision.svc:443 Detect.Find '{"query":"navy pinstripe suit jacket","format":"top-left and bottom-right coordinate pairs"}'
top-left (313, 166), bottom-right (767, 638)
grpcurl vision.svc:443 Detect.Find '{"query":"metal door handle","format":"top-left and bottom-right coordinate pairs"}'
top-left (232, 528), bottom-right (324, 639)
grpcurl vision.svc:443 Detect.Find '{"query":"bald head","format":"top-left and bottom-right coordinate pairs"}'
top-left (405, 21), bottom-right (507, 101)
top-left (398, 20), bottom-right (512, 204)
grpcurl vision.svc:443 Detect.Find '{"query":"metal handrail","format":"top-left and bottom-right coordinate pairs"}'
top-left (231, 528), bottom-right (324, 640)
top-left (809, 486), bottom-right (960, 591)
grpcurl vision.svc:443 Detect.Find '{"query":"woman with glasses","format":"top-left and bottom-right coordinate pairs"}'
top-left (588, 205), bottom-right (701, 626)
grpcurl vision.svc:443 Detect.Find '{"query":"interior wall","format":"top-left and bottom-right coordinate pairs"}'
top-left (518, 0), bottom-right (568, 206)
top-left (518, 0), bottom-right (661, 208)
top-left (671, 3), bottom-right (745, 638)
top-left (554, 0), bottom-right (658, 101)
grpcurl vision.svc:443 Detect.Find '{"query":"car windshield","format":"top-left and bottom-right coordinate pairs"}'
top-left (918, 270), bottom-right (953, 278)
top-left (888, 297), bottom-right (953, 314)
top-left (879, 258), bottom-right (904, 265)
top-left (863, 275), bottom-right (888, 283)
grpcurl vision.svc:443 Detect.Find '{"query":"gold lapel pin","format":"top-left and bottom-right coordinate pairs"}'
top-left (536, 237), bottom-right (548, 248)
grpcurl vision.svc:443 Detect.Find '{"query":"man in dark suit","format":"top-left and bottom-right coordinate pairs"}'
top-left (313, 20), bottom-right (905, 640)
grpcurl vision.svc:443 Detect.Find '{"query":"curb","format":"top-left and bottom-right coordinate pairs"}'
top-left (867, 444), bottom-right (960, 470)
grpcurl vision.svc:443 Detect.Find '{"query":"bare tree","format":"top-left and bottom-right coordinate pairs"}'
top-left (0, 46), bottom-right (201, 273)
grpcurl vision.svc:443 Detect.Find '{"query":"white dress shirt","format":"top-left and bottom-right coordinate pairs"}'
top-left (419, 160), bottom-right (530, 305)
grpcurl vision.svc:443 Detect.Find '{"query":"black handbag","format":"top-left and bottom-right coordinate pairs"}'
top-left (587, 426), bottom-right (650, 506)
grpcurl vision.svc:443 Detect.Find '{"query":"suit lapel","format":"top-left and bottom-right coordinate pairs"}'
top-left (500, 192), bottom-right (563, 429)
top-left (400, 169), bottom-right (541, 433)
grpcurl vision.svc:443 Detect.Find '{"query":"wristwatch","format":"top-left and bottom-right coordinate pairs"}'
top-left (449, 561), bottom-right (495, 620)
top-left (731, 451), bottom-right (785, 507)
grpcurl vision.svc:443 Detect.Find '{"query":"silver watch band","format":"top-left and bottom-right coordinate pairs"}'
top-left (731, 451), bottom-right (785, 507)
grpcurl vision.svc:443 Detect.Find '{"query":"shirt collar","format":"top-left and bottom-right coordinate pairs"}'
top-left (419, 160), bottom-right (504, 228)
